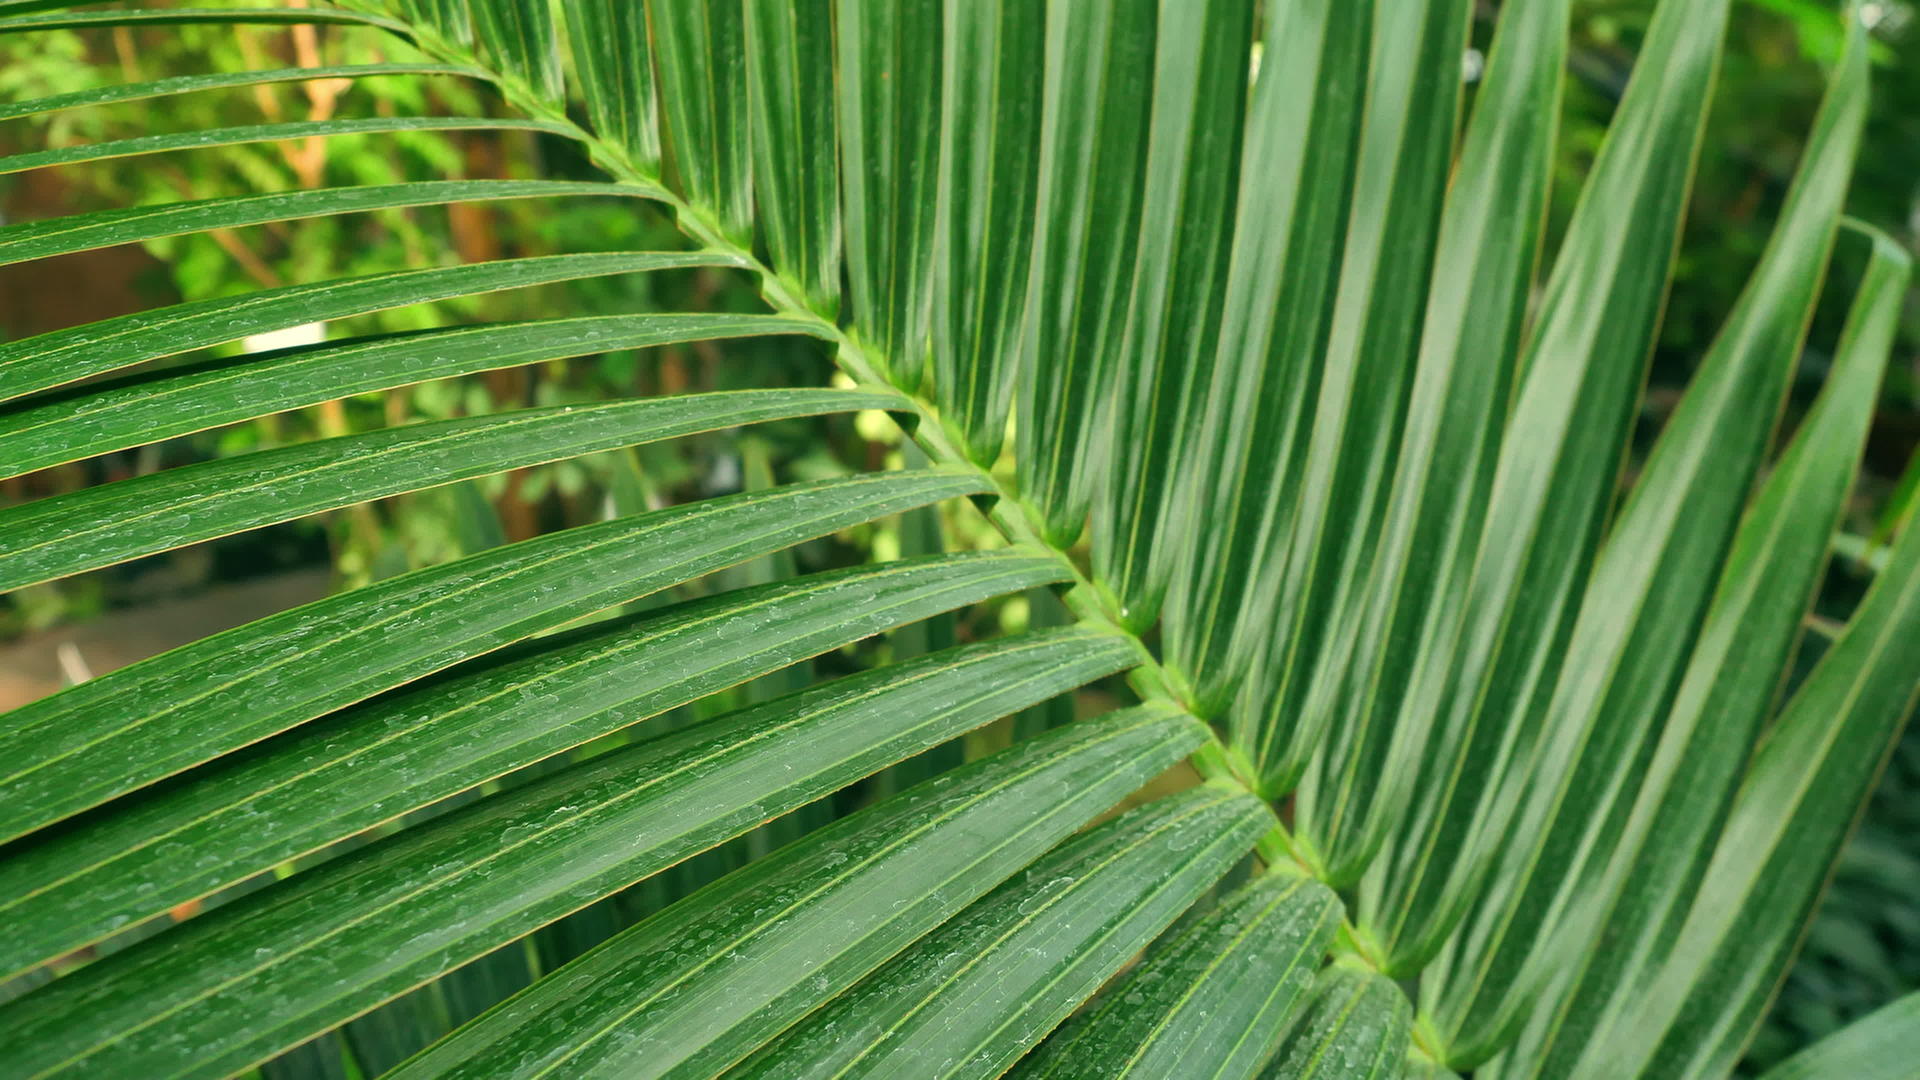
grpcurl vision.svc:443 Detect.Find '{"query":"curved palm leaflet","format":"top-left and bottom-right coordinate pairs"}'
top-left (0, 0), bottom-right (1917, 1077)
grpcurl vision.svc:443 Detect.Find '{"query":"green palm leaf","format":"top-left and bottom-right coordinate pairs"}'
top-left (1755, 990), bottom-right (1920, 1080)
top-left (1013, 869), bottom-right (1340, 1080)
top-left (0, 471), bottom-right (984, 843)
top-left (0, 390), bottom-right (879, 591)
top-left (383, 707), bottom-right (1206, 1080)
top-left (1425, 19), bottom-right (1870, 1060)
top-left (731, 786), bottom-right (1270, 1080)
top-left (0, 180), bottom-right (663, 269)
top-left (0, 554), bottom-right (1084, 977)
top-left (1265, 965), bottom-right (1413, 1080)
top-left (0, 115), bottom-right (576, 175)
top-left (1360, 0), bottom-right (1738, 981)
top-left (1288, 0), bottom-right (1567, 883)
top-left (0, 62), bottom-right (489, 123)
top-left (1, 630), bottom-right (1144, 1080)
top-left (1016, 0), bottom-right (1153, 549)
top-left (0, 1), bottom-right (1913, 1077)
top-left (0, 7), bottom-right (409, 32)
top-left (1494, 222), bottom-right (1912, 1078)
top-left (0, 251), bottom-right (738, 403)
top-left (0, 309), bottom-right (808, 477)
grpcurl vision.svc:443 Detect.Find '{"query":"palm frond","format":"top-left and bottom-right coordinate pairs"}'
top-left (0, 1), bottom-right (1913, 1077)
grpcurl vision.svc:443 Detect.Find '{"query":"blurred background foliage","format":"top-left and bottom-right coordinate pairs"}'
top-left (0, 0), bottom-right (1915, 1073)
